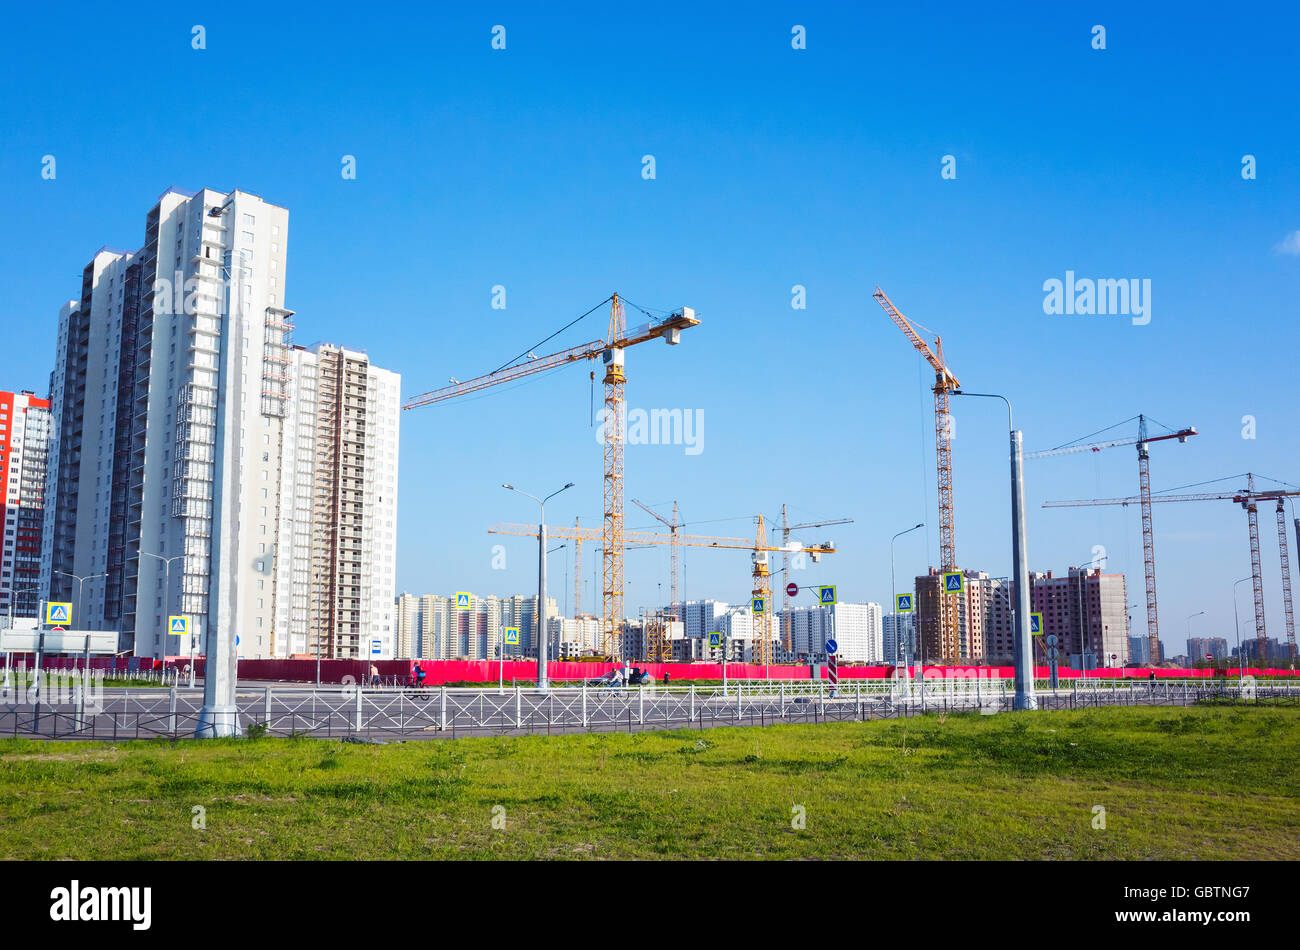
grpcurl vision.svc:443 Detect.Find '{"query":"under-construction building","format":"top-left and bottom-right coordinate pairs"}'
top-left (1029, 567), bottom-right (1129, 667)
top-left (276, 343), bottom-right (400, 660)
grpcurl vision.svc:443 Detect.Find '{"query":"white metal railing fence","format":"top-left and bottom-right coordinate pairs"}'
top-left (1, 679), bottom-right (1295, 740)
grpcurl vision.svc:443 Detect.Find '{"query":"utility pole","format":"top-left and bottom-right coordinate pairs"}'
top-left (953, 390), bottom-right (1035, 710)
top-left (505, 482), bottom-right (574, 688)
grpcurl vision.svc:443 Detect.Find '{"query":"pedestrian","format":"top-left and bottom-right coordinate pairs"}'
top-left (369, 664), bottom-right (380, 688)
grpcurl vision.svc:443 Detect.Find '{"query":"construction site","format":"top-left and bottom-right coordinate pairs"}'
top-left (397, 289), bottom-right (1300, 675)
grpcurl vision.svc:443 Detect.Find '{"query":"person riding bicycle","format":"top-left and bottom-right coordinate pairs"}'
top-left (413, 663), bottom-right (428, 688)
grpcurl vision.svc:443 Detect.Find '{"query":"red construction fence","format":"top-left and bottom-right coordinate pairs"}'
top-left (12, 656), bottom-right (1287, 685)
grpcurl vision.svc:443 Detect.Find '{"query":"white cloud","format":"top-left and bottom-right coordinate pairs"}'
top-left (1276, 230), bottom-right (1300, 256)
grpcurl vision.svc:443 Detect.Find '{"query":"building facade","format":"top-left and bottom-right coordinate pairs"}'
top-left (1186, 636), bottom-right (1229, 663)
top-left (882, 612), bottom-right (915, 664)
top-left (40, 188), bottom-right (398, 660)
top-left (1029, 567), bottom-right (1129, 667)
top-left (785, 602), bottom-right (884, 662)
top-left (273, 343), bottom-right (399, 659)
top-left (0, 391), bottom-right (52, 622)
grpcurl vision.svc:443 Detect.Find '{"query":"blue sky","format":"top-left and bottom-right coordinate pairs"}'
top-left (1, 2), bottom-right (1297, 655)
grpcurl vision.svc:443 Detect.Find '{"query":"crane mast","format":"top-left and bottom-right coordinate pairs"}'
top-left (403, 293), bottom-right (698, 664)
top-left (491, 518), bottom-right (835, 663)
top-left (1032, 413), bottom-right (1196, 663)
top-left (602, 295), bottom-right (627, 660)
top-left (874, 286), bottom-right (961, 663)
top-left (1045, 473), bottom-right (1300, 658)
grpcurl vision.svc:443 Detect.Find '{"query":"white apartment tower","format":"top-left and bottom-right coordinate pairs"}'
top-left (786, 602), bottom-right (884, 662)
top-left (42, 187), bottom-right (399, 660)
top-left (273, 343), bottom-right (399, 658)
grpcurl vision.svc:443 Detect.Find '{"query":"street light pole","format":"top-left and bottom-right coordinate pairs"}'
top-left (139, 552), bottom-right (188, 683)
top-left (890, 523), bottom-right (924, 679)
top-left (3, 584), bottom-right (40, 688)
top-left (1186, 610), bottom-right (1206, 667)
top-left (504, 482), bottom-right (574, 689)
top-left (50, 570), bottom-right (107, 694)
top-left (952, 390), bottom-right (1035, 710)
top-left (1233, 577), bottom-right (1251, 680)
top-left (1073, 552), bottom-right (1106, 670)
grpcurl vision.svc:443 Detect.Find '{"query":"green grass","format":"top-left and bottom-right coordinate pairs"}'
top-left (1, 705), bottom-right (1296, 860)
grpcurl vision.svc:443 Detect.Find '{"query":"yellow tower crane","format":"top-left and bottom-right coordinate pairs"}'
top-left (873, 286), bottom-right (962, 663)
top-left (489, 519), bottom-right (836, 663)
top-left (780, 506), bottom-right (854, 654)
top-left (403, 295), bottom-right (699, 660)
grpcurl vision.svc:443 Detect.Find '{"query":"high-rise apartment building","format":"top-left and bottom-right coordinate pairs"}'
top-left (0, 391), bottom-right (52, 621)
top-left (1029, 567), bottom-right (1128, 667)
top-left (1186, 636), bottom-right (1229, 663)
top-left (40, 187), bottom-right (398, 660)
top-left (274, 343), bottom-right (399, 658)
top-left (786, 602), bottom-right (884, 662)
top-left (914, 568), bottom-right (1004, 663)
top-left (394, 593), bottom-right (556, 660)
top-left (882, 612), bottom-right (915, 664)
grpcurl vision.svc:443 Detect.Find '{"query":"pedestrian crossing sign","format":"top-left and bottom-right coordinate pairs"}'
top-left (896, 593), bottom-right (914, 613)
top-left (943, 571), bottom-right (964, 594)
top-left (168, 616), bottom-right (188, 636)
top-left (46, 602), bottom-right (72, 625)
top-left (751, 596), bottom-right (766, 614)
top-left (456, 592), bottom-right (472, 610)
top-left (504, 627), bottom-right (519, 645)
top-left (819, 585), bottom-right (836, 605)
top-left (1030, 612), bottom-right (1043, 635)
top-left (709, 632), bottom-right (722, 648)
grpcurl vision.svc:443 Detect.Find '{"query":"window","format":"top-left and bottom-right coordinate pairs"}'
top-left (242, 213), bottom-right (255, 226)
top-left (241, 231), bottom-right (254, 243)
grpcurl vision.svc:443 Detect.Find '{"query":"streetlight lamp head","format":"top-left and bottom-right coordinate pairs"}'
top-left (564, 482), bottom-right (575, 489)
top-left (502, 483), bottom-right (513, 490)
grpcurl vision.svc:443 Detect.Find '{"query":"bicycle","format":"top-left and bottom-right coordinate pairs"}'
top-left (404, 676), bottom-right (432, 702)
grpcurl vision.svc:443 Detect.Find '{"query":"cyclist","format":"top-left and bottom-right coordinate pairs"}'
top-left (412, 663), bottom-right (428, 689)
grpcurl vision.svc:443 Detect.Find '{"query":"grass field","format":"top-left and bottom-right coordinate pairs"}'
top-left (1, 705), bottom-right (1296, 860)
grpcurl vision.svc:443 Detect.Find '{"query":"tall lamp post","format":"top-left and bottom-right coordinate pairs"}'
top-left (3, 584), bottom-right (41, 688)
top-left (1073, 552), bottom-right (1106, 671)
top-left (1232, 577), bottom-right (1251, 679)
top-left (504, 481), bottom-right (574, 689)
top-left (140, 552), bottom-right (189, 684)
top-left (952, 390), bottom-right (1035, 710)
top-left (890, 523), bottom-right (924, 673)
top-left (197, 243), bottom-right (247, 738)
top-left (1186, 610), bottom-right (1206, 668)
top-left (50, 570), bottom-right (107, 691)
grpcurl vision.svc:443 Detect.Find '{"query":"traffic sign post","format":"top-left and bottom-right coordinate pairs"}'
top-left (818, 585), bottom-right (836, 606)
top-left (1045, 632), bottom-right (1059, 688)
top-left (942, 571), bottom-right (964, 594)
top-left (785, 583), bottom-right (799, 598)
top-left (751, 596), bottom-right (766, 615)
top-left (826, 641), bottom-right (838, 694)
top-left (895, 593), bottom-right (914, 613)
top-left (46, 602), bottom-right (72, 626)
top-left (455, 592), bottom-right (472, 610)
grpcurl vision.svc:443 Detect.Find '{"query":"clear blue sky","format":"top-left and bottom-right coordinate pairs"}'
top-left (2, 2), bottom-right (1297, 656)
